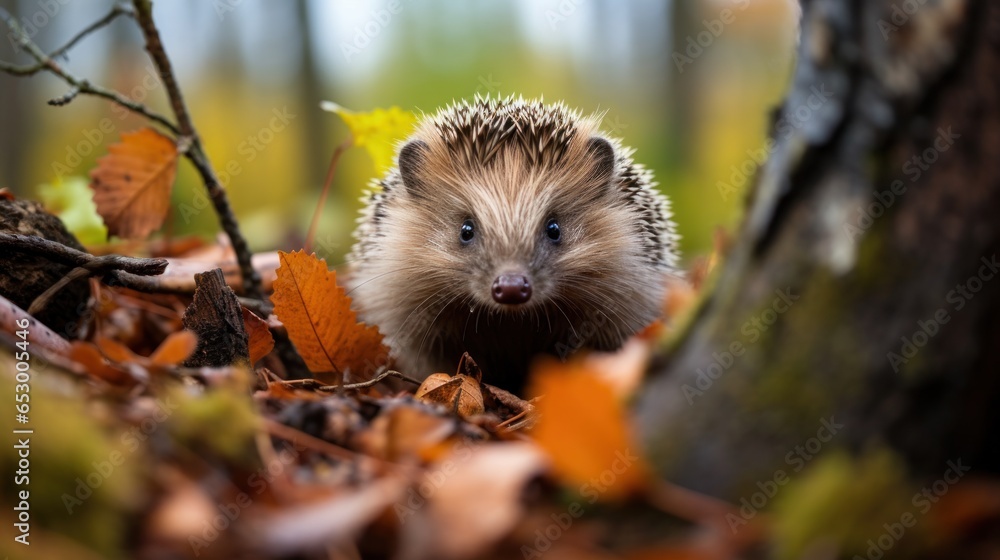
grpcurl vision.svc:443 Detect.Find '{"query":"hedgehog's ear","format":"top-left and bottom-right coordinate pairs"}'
top-left (586, 137), bottom-right (616, 186)
top-left (398, 140), bottom-right (429, 197)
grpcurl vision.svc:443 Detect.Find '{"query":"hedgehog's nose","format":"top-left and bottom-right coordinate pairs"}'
top-left (492, 273), bottom-right (532, 305)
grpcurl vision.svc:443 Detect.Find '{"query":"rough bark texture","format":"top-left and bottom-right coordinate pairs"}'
top-left (637, 0), bottom-right (1000, 499)
top-left (182, 268), bottom-right (249, 368)
top-left (0, 199), bottom-right (91, 338)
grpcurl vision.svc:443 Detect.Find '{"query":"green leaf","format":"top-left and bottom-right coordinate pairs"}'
top-left (37, 176), bottom-right (108, 245)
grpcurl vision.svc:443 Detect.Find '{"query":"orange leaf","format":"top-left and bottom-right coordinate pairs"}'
top-left (149, 331), bottom-right (198, 366)
top-left (69, 341), bottom-right (135, 385)
top-left (528, 358), bottom-right (650, 501)
top-left (270, 250), bottom-right (389, 382)
top-left (95, 336), bottom-right (138, 363)
top-left (243, 306), bottom-right (275, 363)
top-left (89, 127), bottom-right (178, 239)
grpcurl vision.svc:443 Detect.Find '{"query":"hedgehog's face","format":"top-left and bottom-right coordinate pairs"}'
top-left (391, 135), bottom-right (653, 321)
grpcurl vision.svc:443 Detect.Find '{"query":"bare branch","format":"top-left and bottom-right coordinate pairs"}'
top-left (131, 0), bottom-right (263, 300)
top-left (0, 7), bottom-right (179, 134)
top-left (48, 86), bottom-right (80, 106)
top-left (0, 233), bottom-right (168, 316)
top-left (49, 2), bottom-right (135, 60)
top-left (0, 233), bottom-right (167, 276)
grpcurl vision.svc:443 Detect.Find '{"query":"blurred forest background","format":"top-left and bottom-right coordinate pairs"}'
top-left (0, 0), bottom-right (799, 264)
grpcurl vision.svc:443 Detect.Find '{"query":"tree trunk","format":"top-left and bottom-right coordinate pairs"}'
top-left (637, 0), bottom-right (1000, 499)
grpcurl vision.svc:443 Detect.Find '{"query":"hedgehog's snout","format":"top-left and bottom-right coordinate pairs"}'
top-left (492, 272), bottom-right (532, 305)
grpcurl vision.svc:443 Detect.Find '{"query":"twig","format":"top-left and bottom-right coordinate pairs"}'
top-left (0, 233), bottom-right (167, 276)
top-left (0, 7), bottom-right (179, 134)
top-left (48, 86), bottom-right (80, 106)
top-left (0, 2), bottom-right (262, 300)
top-left (0, 233), bottom-right (167, 315)
top-left (0, 293), bottom-right (72, 355)
top-left (261, 418), bottom-right (410, 473)
top-left (0, 233), bottom-right (166, 275)
top-left (305, 137), bottom-right (353, 253)
top-left (131, 0), bottom-right (262, 300)
top-left (277, 370), bottom-right (422, 393)
top-left (27, 266), bottom-right (92, 316)
top-left (49, 2), bottom-right (135, 60)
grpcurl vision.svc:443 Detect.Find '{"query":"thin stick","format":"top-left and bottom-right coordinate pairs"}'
top-left (0, 233), bottom-right (168, 314)
top-left (49, 3), bottom-right (135, 60)
top-left (304, 137), bottom-right (353, 253)
top-left (0, 294), bottom-right (71, 355)
top-left (0, 7), bottom-right (179, 134)
top-left (277, 369), bottom-right (422, 392)
top-left (0, 234), bottom-right (166, 275)
top-left (131, 0), bottom-right (262, 300)
top-left (27, 266), bottom-right (92, 316)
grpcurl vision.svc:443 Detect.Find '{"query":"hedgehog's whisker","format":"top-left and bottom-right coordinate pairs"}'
top-left (345, 265), bottom-right (465, 296)
top-left (415, 291), bottom-right (464, 363)
top-left (396, 283), bottom-right (453, 337)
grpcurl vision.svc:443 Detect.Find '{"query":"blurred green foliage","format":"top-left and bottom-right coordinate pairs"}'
top-left (0, 0), bottom-right (798, 264)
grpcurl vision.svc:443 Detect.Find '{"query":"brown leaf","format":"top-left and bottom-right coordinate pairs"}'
top-left (252, 475), bottom-right (409, 555)
top-left (149, 330), bottom-right (198, 366)
top-left (356, 406), bottom-right (456, 461)
top-left (270, 250), bottom-right (389, 382)
top-left (400, 442), bottom-right (549, 559)
top-left (416, 374), bottom-right (485, 417)
top-left (95, 336), bottom-right (138, 363)
top-left (243, 306), bottom-right (275, 363)
top-left (89, 127), bottom-right (178, 239)
top-left (69, 341), bottom-right (135, 385)
top-left (0, 187), bottom-right (14, 200)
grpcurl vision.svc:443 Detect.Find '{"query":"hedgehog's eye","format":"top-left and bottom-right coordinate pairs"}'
top-left (545, 218), bottom-right (561, 243)
top-left (460, 219), bottom-right (476, 244)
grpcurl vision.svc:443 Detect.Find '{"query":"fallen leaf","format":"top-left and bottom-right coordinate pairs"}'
top-left (415, 373), bottom-right (485, 418)
top-left (586, 336), bottom-right (654, 400)
top-left (89, 127), bottom-right (178, 239)
top-left (149, 330), bottom-right (198, 366)
top-left (243, 306), bottom-right (275, 363)
top-left (356, 406), bottom-right (456, 461)
top-left (400, 442), bottom-right (549, 560)
top-left (96, 336), bottom-right (139, 363)
top-left (929, 479), bottom-right (1000, 538)
top-left (321, 102), bottom-right (417, 174)
top-left (69, 341), bottom-right (135, 385)
top-left (270, 250), bottom-right (389, 382)
top-left (146, 467), bottom-right (218, 546)
top-left (528, 358), bottom-right (650, 501)
top-left (252, 475), bottom-right (409, 555)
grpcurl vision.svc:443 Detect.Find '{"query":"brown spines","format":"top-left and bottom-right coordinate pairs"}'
top-left (346, 96), bottom-right (680, 389)
top-left (426, 97), bottom-right (582, 169)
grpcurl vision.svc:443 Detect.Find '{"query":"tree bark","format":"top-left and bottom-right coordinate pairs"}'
top-left (638, 0), bottom-right (1000, 499)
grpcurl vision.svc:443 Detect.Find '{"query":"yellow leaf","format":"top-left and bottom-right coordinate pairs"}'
top-left (321, 101), bottom-right (417, 174)
top-left (270, 250), bottom-right (390, 382)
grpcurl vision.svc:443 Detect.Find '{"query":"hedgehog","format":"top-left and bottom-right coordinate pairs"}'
top-left (347, 96), bottom-right (679, 391)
